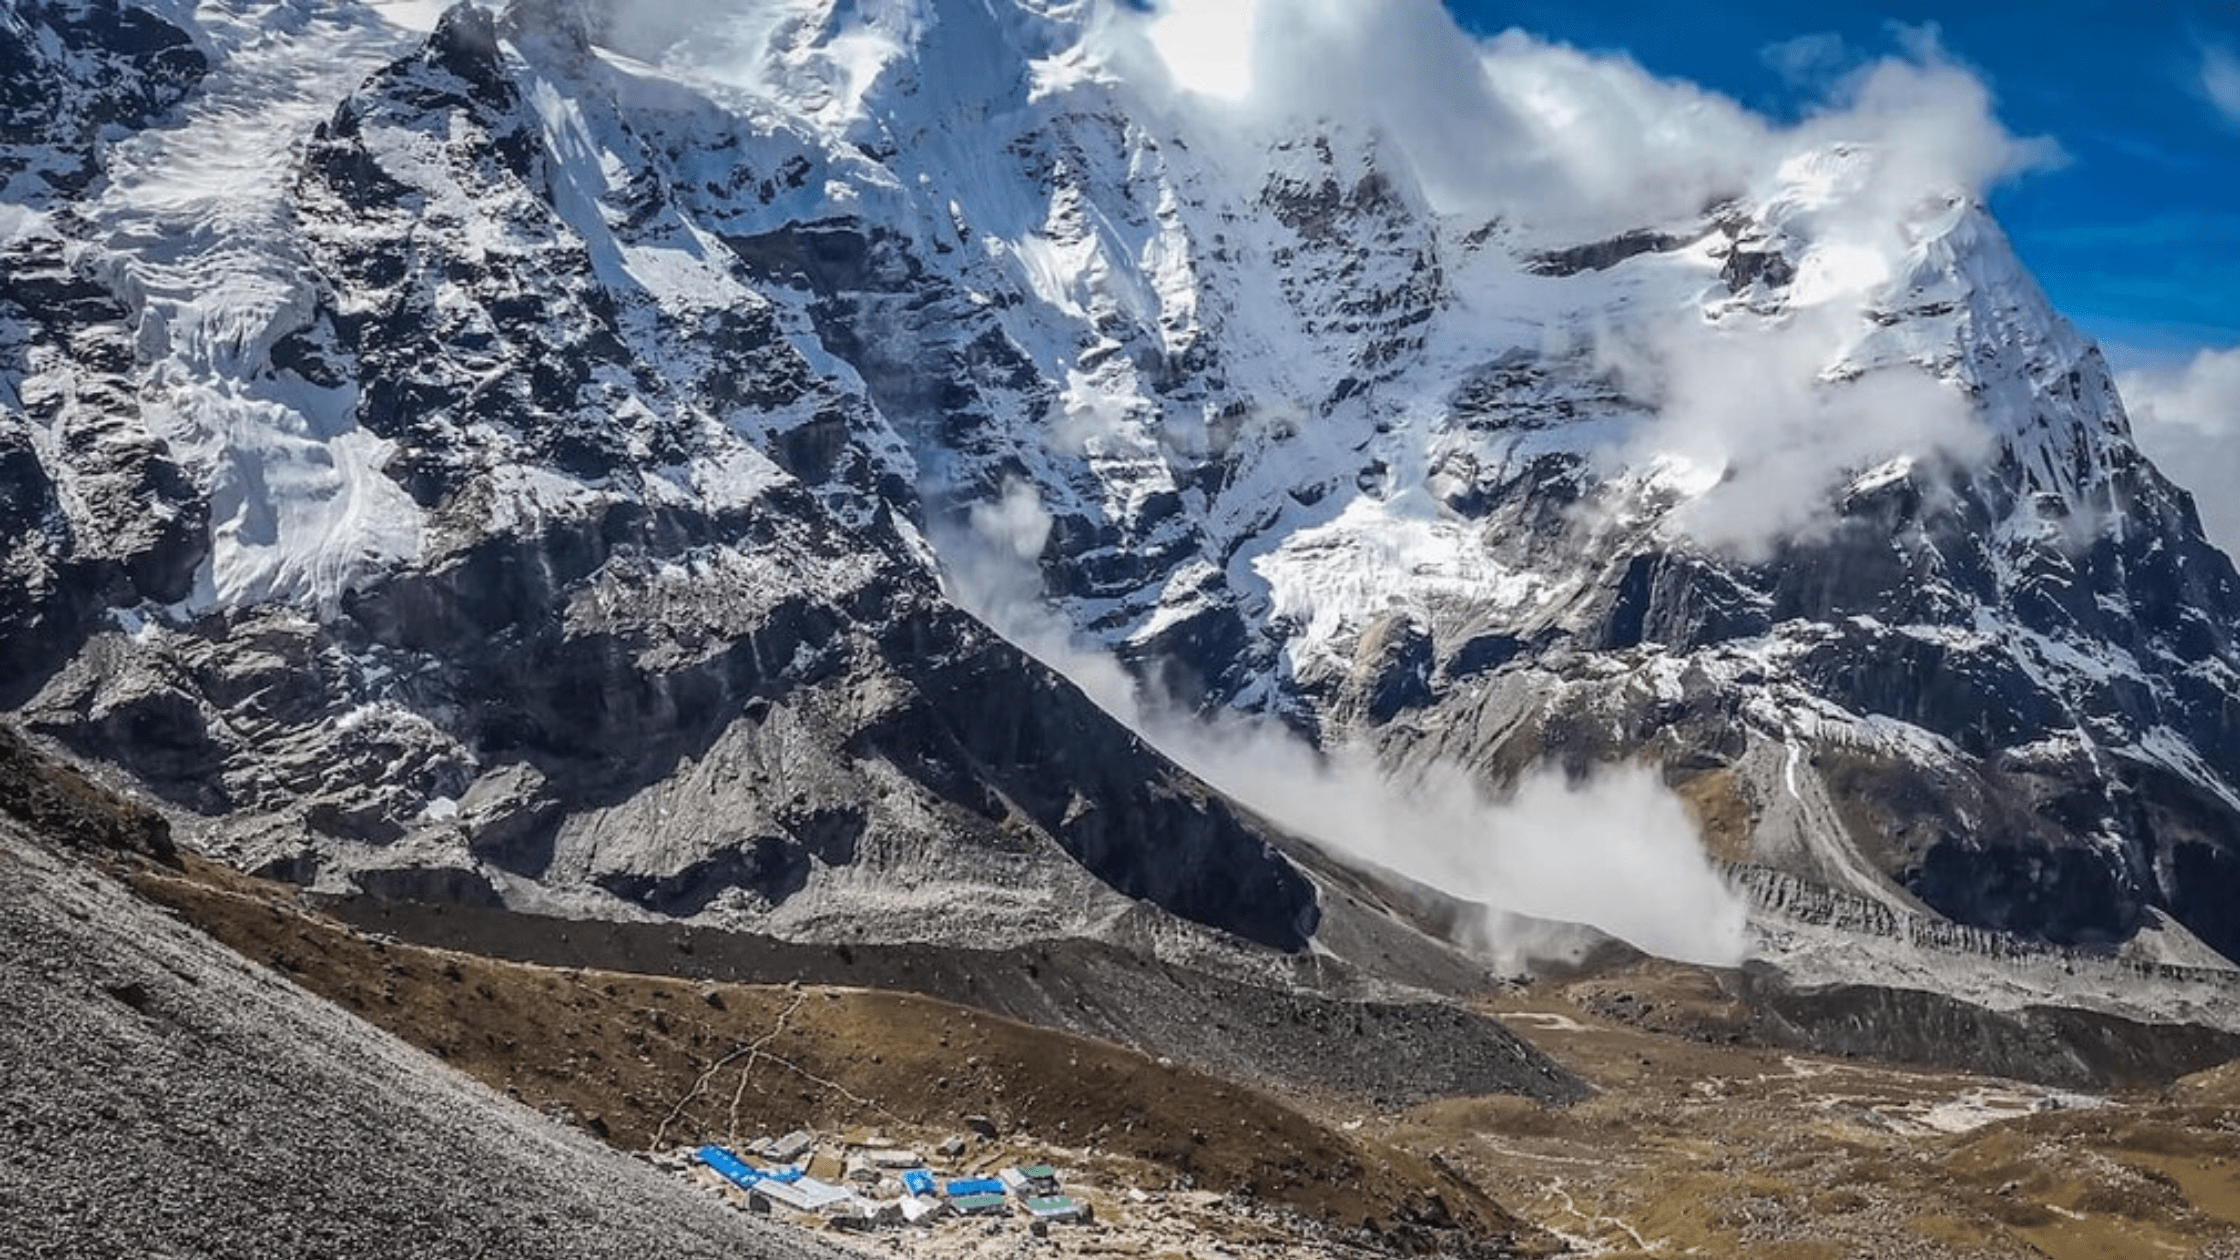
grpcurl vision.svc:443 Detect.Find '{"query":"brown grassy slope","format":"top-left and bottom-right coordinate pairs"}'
top-left (1392, 960), bottom-right (2240, 1260)
top-left (0, 722), bottom-right (174, 862)
top-left (131, 854), bottom-right (1555, 1256)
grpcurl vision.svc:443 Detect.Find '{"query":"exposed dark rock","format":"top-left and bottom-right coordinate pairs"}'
top-left (861, 607), bottom-right (1319, 951)
top-left (1442, 633), bottom-right (1523, 682)
top-left (1346, 614), bottom-right (1436, 723)
top-left (1719, 243), bottom-right (1795, 293)
top-left (1907, 840), bottom-right (2144, 947)
top-left (0, 723), bottom-right (173, 865)
top-left (1737, 967), bottom-right (2240, 1091)
top-left (0, 0), bottom-right (206, 192)
top-left (1599, 554), bottom-right (1772, 652)
top-left (354, 864), bottom-right (506, 910)
top-left (597, 835), bottom-right (823, 916)
top-left (1526, 228), bottom-right (1692, 277)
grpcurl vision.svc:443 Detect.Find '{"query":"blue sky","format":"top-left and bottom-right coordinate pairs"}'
top-left (1443, 1), bottom-right (2240, 369)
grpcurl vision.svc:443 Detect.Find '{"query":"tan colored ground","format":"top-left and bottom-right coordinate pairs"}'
top-left (130, 854), bottom-right (1546, 1257)
top-left (129, 855), bottom-right (2240, 1259)
top-left (1404, 960), bottom-right (2240, 1259)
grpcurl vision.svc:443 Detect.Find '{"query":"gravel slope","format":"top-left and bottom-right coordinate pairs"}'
top-left (0, 818), bottom-right (864, 1260)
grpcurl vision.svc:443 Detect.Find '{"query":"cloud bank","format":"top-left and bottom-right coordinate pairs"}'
top-left (2119, 348), bottom-right (2240, 560)
top-left (1173, 732), bottom-right (1751, 970)
top-left (1122, 3), bottom-right (2054, 234)
top-left (938, 482), bottom-right (1750, 970)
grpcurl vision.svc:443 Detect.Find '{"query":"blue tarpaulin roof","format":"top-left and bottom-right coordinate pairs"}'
top-left (945, 1177), bottom-right (1005, 1198)
top-left (696, 1145), bottom-right (762, 1189)
top-left (902, 1169), bottom-right (936, 1196)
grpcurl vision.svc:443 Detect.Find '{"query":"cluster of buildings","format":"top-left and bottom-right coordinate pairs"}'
top-left (684, 1131), bottom-right (1094, 1233)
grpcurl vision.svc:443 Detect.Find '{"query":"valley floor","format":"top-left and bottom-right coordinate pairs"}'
top-left (1449, 971), bottom-right (2240, 1258)
top-left (119, 850), bottom-right (2240, 1260)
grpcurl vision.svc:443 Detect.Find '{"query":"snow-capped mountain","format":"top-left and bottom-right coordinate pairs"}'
top-left (4, 0), bottom-right (2236, 968)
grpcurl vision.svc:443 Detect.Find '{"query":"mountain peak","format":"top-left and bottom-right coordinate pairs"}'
top-left (3, 0), bottom-right (2237, 974)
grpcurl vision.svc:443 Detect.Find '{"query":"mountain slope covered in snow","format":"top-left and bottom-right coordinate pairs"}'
top-left (3, 0), bottom-right (2237, 974)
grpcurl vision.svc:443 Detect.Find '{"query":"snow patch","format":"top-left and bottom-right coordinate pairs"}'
top-left (87, 2), bottom-right (428, 614)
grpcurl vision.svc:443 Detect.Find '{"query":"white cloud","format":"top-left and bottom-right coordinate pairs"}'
top-left (1171, 731), bottom-right (1750, 970)
top-left (1471, 31), bottom-right (1767, 230)
top-left (2204, 45), bottom-right (2240, 128)
top-left (1163, 0), bottom-right (1549, 216)
top-left (935, 505), bottom-right (1751, 969)
top-left (1604, 307), bottom-right (1990, 561)
top-left (1143, 0), bottom-right (1261, 101)
top-left (1763, 32), bottom-right (1849, 87)
top-left (1113, 0), bottom-right (1757, 227)
top-left (968, 476), bottom-right (1054, 562)
top-left (1793, 37), bottom-right (2065, 223)
top-left (1125, 1), bottom-right (2055, 239)
top-left (2118, 347), bottom-right (2240, 560)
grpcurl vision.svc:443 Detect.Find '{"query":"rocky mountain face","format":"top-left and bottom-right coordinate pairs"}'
top-left (1, 0), bottom-right (208, 697)
top-left (3, 0), bottom-right (2237, 970)
top-left (1, 0), bottom-right (1318, 953)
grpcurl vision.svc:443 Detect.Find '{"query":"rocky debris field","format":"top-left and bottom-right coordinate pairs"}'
top-left (323, 892), bottom-right (1588, 1111)
top-left (0, 816), bottom-right (868, 1260)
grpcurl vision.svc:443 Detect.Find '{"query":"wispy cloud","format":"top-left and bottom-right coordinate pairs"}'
top-left (1761, 31), bottom-right (1849, 88)
top-left (1122, 0), bottom-right (2059, 234)
top-left (2119, 347), bottom-right (2240, 560)
top-left (2204, 44), bottom-right (2240, 128)
top-left (1600, 306), bottom-right (1990, 562)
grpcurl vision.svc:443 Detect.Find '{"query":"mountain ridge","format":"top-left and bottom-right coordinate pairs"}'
top-left (2, 0), bottom-right (2236, 979)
